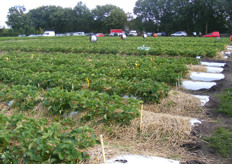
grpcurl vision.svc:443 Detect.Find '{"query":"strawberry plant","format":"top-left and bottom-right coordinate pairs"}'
top-left (0, 85), bottom-right (40, 110)
top-left (43, 87), bottom-right (141, 125)
top-left (0, 114), bottom-right (97, 163)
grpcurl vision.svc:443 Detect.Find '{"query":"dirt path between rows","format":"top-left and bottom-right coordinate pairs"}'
top-left (183, 57), bottom-right (232, 164)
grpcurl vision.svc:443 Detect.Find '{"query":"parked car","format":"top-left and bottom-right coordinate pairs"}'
top-left (157, 32), bottom-right (166, 36)
top-left (35, 34), bottom-right (43, 37)
top-left (27, 34), bottom-right (36, 37)
top-left (96, 33), bottom-right (104, 37)
top-left (128, 30), bottom-right (138, 36)
top-left (109, 33), bottom-right (121, 36)
top-left (56, 33), bottom-right (66, 36)
top-left (66, 32), bottom-right (73, 36)
top-left (73, 32), bottom-right (85, 36)
top-left (18, 34), bottom-right (26, 37)
top-left (43, 31), bottom-right (55, 37)
top-left (203, 31), bottom-right (220, 37)
top-left (109, 33), bottom-right (116, 36)
top-left (171, 31), bottom-right (187, 37)
top-left (146, 32), bottom-right (153, 36)
top-left (85, 33), bottom-right (94, 36)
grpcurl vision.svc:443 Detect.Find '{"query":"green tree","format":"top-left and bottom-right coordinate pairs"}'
top-left (61, 8), bottom-right (77, 32)
top-left (105, 8), bottom-right (127, 32)
top-left (0, 27), bottom-right (18, 36)
top-left (191, 0), bottom-right (228, 34)
top-left (92, 5), bottom-right (126, 33)
top-left (28, 6), bottom-right (53, 31)
top-left (133, 0), bottom-right (230, 35)
top-left (134, 0), bottom-right (175, 33)
top-left (28, 6), bottom-right (76, 33)
top-left (6, 6), bottom-right (28, 34)
top-left (221, 0), bottom-right (232, 33)
top-left (74, 1), bottom-right (94, 32)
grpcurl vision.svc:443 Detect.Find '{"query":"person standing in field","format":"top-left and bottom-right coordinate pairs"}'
top-left (199, 32), bottom-right (202, 37)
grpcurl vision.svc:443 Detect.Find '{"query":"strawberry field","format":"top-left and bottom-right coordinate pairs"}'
top-left (0, 36), bottom-right (230, 163)
top-left (0, 36), bottom-right (229, 57)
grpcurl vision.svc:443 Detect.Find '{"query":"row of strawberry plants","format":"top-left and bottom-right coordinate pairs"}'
top-left (0, 68), bottom-right (169, 102)
top-left (0, 52), bottom-right (198, 102)
top-left (0, 84), bottom-right (141, 125)
top-left (0, 37), bottom-right (228, 57)
top-left (0, 113), bottom-right (97, 163)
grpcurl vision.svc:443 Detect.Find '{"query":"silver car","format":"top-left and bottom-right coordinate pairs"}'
top-left (171, 31), bottom-right (187, 37)
top-left (73, 32), bottom-right (85, 36)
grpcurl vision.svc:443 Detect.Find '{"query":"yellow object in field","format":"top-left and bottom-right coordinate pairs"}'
top-left (86, 78), bottom-right (90, 88)
top-left (135, 62), bottom-right (139, 69)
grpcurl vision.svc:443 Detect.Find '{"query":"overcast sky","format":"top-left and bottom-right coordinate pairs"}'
top-left (0, 0), bottom-right (137, 28)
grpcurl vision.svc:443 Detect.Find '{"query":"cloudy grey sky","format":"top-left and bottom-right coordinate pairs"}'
top-left (0, 0), bottom-right (137, 27)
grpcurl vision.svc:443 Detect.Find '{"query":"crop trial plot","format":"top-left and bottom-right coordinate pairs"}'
top-left (0, 36), bottom-right (230, 163)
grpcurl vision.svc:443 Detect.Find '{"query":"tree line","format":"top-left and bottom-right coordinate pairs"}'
top-left (2, 0), bottom-right (232, 36)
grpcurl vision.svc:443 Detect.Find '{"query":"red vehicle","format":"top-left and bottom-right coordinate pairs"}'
top-left (110, 29), bottom-right (123, 33)
top-left (203, 31), bottom-right (220, 37)
top-left (96, 33), bottom-right (104, 37)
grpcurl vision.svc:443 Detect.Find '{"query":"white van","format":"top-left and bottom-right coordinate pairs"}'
top-left (128, 30), bottom-right (138, 36)
top-left (43, 31), bottom-right (55, 37)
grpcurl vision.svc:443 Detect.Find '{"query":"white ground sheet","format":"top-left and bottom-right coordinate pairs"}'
top-left (200, 62), bottom-right (226, 67)
top-left (105, 154), bottom-right (179, 164)
top-left (190, 72), bottom-right (225, 82)
top-left (206, 67), bottom-right (224, 73)
top-left (193, 95), bottom-right (209, 106)
top-left (182, 81), bottom-right (216, 90)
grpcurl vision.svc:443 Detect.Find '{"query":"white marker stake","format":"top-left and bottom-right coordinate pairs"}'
top-left (140, 104), bottom-right (143, 131)
top-left (100, 134), bottom-right (106, 164)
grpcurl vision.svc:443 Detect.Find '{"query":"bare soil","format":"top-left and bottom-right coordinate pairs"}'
top-left (183, 57), bottom-right (232, 164)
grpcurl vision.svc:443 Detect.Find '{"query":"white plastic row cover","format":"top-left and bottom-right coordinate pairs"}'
top-left (201, 62), bottom-right (226, 67)
top-left (190, 118), bottom-right (202, 126)
top-left (193, 95), bottom-right (209, 106)
top-left (182, 81), bottom-right (216, 90)
top-left (190, 72), bottom-right (225, 82)
top-left (207, 67), bottom-right (224, 73)
top-left (105, 154), bottom-right (179, 164)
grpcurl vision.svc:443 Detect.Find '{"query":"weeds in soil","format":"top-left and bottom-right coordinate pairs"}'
top-left (217, 89), bottom-right (232, 116)
top-left (204, 127), bottom-right (232, 157)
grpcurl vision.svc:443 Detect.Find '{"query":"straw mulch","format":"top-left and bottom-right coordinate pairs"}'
top-left (187, 65), bottom-right (207, 73)
top-left (185, 65), bottom-right (206, 80)
top-left (144, 90), bottom-right (204, 118)
top-left (213, 52), bottom-right (227, 60)
top-left (86, 110), bottom-right (201, 164)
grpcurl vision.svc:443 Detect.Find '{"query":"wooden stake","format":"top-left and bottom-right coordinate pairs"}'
top-left (100, 134), bottom-right (106, 164)
top-left (140, 104), bottom-right (143, 131)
